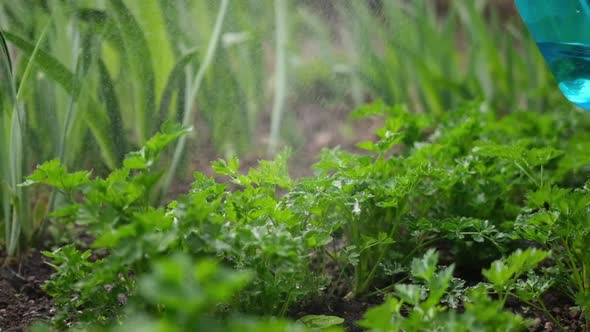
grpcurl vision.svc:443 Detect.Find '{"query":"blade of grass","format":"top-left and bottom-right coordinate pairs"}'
top-left (6, 100), bottom-right (24, 256)
top-left (157, 0), bottom-right (185, 56)
top-left (9, 21), bottom-right (49, 255)
top-left (47, 13), bottom-right (89, 248)
top-left (76, 8), bottom-right (125, 53)
top-left (127, 0), bottom-right (175, 104)
top-left (0, 29), bottom-right (16, 256)
top-left (157, 48), bottom-right (198, 127)
top-left (0, 31), bottom-right (14, 85)
top-left (161, 0), bottom-right (229, 198)
top-left (226, 1), bottom-right (268, 139)
top-left (109, 0), bottom-right (156, 142)
top-left (57, 27), bottom-right (82, 163)
top-left (3, 30), bottom-right (119, 169)
top-left (268, 0), bottom-right (288, 156)
top-left (2, 31), bottom-right (75, 94)
top-left (83, 98), bottom-right (119, 169)
top-left (2, 19), bottom-right (51, 256)
top-left (98, 58), bottom-right (127, 164)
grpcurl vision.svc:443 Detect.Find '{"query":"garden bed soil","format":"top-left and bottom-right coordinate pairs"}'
top-left (0, 250), bottom-right (54, 332)
top-left (291, 293), bottom-right (586, 331)
top-left (507, 294), bottom-right (586, 331)
top-left (0, 248), bottom-right (587, 331)
top-left (290, 296), bottom-right (381, 332)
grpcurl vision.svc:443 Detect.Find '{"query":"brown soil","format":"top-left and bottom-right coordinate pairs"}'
top-left (510, 293), bottom-right (587, 332)
top-left (290, 293), bottom-right (586, 331)
top-left (0, 250), bottom-right (54, 332)
top-left (1, 251), bottom-right (586, 332)
top-left (291, 297), bottom-right (380, 332)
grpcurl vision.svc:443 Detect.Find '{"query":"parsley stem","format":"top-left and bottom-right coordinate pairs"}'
top-left (357, 207), bottom-right (400, 295)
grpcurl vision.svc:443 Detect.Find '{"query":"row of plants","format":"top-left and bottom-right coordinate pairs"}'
top-left (21, 99), bottom-right (590, 331)
top-left (0, 0), bottom-right (565, 257)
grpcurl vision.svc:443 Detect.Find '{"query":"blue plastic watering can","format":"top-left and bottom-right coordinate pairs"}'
top-left (515, 0), bottom-right (590, 110)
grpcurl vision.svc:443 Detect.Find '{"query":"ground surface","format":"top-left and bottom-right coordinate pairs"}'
top-left (0, 250), bottom-right (54, 332)
top-left (2, 252), bottom-right (583, 332)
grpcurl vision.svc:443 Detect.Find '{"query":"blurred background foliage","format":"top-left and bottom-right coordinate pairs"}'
top-left (0, 0), bottom-right (571, 255)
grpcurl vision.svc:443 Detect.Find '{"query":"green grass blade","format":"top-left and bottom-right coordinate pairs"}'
top-left (161, 0), bottom-right (229, 199)
top-left (127, 0), bottom-right (175, 103)
top-left (4, 28), bottom-right (122, 172)
top-left (6, 104), bottom-right (24, 255)
top-left (98, 58), bottom-right (127, 164)
top-left (0, 29), bottom-right (15, 253)
top-left (108, 0), bottom-right (156, 142)
top-left (0, 30), bottom-right (14, 93)
top-left (157, 49), bottom-right (198, 127)
top-left (268, 0), bottom-right (288, 155)
top-left (157, 0), bottom-right (184, 56)
top-left (83, 96), bottom-right (119, 170)
top-left (76, 8), bottom-right (125, 52)
top-left (58, 28), bottom-right (100, 165)
top-left (0, 20), bottom-right (52, 255)
top-left (2, 30), bottom-right (75, 94)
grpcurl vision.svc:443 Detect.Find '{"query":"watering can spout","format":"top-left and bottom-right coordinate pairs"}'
top-left (516, 0), bottom-right (590, 110)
